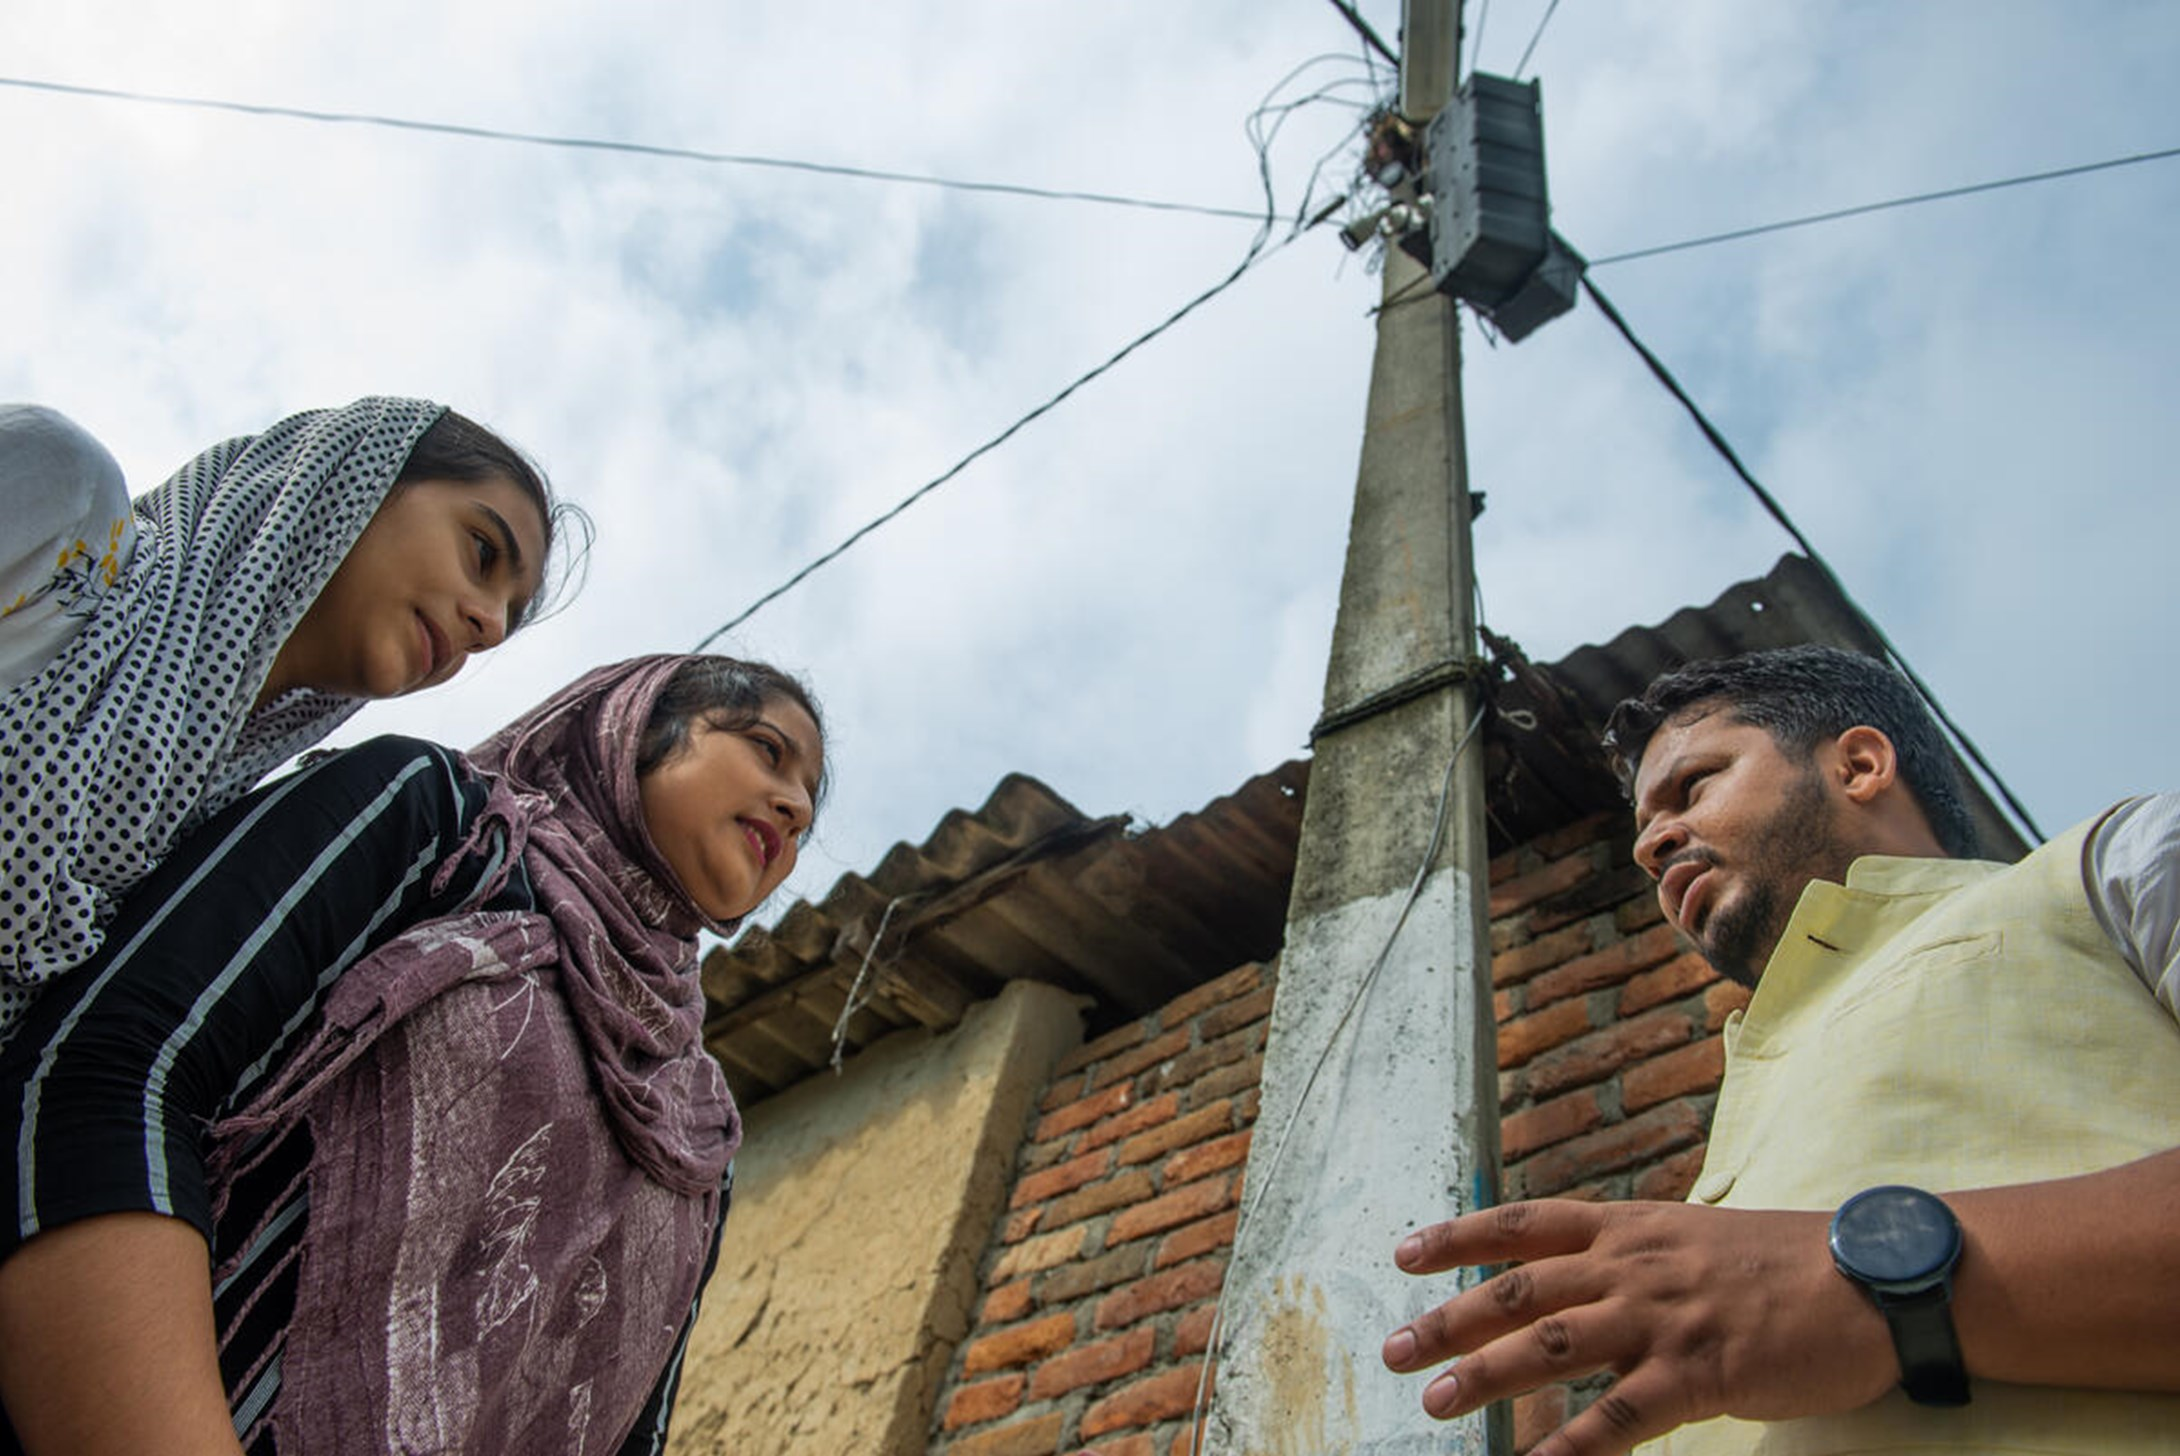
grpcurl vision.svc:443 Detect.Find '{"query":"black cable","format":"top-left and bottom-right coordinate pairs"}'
top-left (1369, 271), bottom-right (1440, 316)
top-left (1297, 108), bottom-right (1375, 223)
top-left (1592, 144), bottom-right (2180, 267)
top-left (1577, 272), bottom-right (2046, 843)
top-left (0, 74), bottom-right (1267, 223)
top-left (1247, 71), bottom-right (1376, 229)
top-left (692, 231), bottom-right (1304, 648)
top-left (1324, 0), bottom-right (1400, 66)
top-left (694, 65), bottom-right (1373, 645)
top-left (1513, 0), bottom-right (1564, 79)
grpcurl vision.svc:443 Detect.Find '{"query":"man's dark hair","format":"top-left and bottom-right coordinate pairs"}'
top-left (1602, 644), bottom-right (1978, 858)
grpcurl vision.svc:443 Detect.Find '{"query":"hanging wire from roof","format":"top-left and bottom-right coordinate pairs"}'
top-left (829, 892), bottom-right (921, 1072)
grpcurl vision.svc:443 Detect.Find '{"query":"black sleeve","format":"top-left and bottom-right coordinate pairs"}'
top-left (613, 1167), bottom-right (734, 1456)
top-left (0, 735), bottom-right (509, 1259)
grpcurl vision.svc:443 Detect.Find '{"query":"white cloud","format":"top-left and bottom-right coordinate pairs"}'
top-left (3, 0), bottom-right (2175, 924)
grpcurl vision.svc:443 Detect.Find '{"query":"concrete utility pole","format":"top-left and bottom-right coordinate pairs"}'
top-left (1202, 0), bottom-right (1504, 1451)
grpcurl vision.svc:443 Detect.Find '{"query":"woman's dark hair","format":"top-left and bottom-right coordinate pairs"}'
top-left (637, 656), bottom-right (828, 816)
top-left (1603, 644), bottom-right (1977, 858)
top-left (394, 407), bottom-right (593, 625)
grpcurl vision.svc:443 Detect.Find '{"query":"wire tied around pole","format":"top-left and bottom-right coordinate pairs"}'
top-left (1309, 655), bottom-right (1488, 743)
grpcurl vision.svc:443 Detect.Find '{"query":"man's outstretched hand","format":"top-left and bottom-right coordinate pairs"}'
top-left (1380, 1198), bottom-right (1896, 1455)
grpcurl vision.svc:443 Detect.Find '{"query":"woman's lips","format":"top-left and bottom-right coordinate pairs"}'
top-left (416, 612), bottom-right (452, 681)
top-left (742, 818), bottom-right (781, 868)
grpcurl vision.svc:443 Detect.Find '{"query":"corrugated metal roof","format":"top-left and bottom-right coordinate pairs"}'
top-left (703, 763), bottom-right (1305, 1103)
top-left (1537, 554), bottom-right (2026, 860)
top-left (702, 553), bottom-right (2024, 1103)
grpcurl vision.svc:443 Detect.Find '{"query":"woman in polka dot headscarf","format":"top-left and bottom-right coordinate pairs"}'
top-left (0, 397), bottom-right (572, 1044)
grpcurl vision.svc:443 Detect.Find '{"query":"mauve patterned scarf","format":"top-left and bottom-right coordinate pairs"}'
top-left (210, 656), bottom-right (741, 1454)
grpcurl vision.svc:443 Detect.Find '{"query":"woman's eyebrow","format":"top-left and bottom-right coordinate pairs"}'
top-left (756, 715), bottom-right (824, 795)
top-left (478, 502), bottom-right (537, 628)
top-left (477, 503), bottom-right (528, 579)
top-left (755, 716), bottom-right (811, 757)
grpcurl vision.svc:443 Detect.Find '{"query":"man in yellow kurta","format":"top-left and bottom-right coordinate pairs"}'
top-left (1381, 644), bottom-right (2180, 1453)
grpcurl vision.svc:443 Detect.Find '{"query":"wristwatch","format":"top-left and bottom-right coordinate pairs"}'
top-left (1828, 1184), bottom-right (1971, 1406)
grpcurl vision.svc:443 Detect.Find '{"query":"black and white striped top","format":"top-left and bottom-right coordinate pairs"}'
top-left (0, 736), bottom-right (718, 1455)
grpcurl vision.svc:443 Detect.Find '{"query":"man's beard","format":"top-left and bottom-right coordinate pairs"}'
top-left (1700, 768), bottom-right (1840, 988)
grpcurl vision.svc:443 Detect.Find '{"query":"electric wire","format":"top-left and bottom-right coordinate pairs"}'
top-left (1246, 74), bottom-right (1384, 144)
top-left (1296, 105), bottom-right (1380, 228)
top-left (1323, 0), bottom-right (1400, 66)
top-left (24, 71), bottom-right (2162, 270)
top-left (1468, 0), bottom-right (1493, 80)
top-left (24, 63), bottom-right (2092, 834)
top-left (1578, 273), bottom-right (2046, 843)
top-left (0, 74), bottom-right (1268, 223)
top-left (692, 234), bottom-right (1307, 648)
top-left (1247, 55), bottom-right (1385, 134)
top-left (1370, 271), bottom-right (1441, 316)
top-left (1590, 144), bottom-right (2180, 267)
top-left (1247, 69), bottom-right (1379, 228)
top-left (1512, 0), bottom-right (1565, 79)
top-left (696, 73), bottom-right (1371, 646)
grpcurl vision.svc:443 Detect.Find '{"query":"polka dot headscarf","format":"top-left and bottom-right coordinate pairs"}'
top-left (0, 397), bottom-right (445, 1041)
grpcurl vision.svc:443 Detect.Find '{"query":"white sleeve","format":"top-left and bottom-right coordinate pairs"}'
top-left (0, 404), bottom-right (135, 690)
top-left (2084, 793), bottom-right (2180, 1023)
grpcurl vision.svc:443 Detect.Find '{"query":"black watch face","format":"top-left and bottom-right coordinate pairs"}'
top-left (1833, 1185), bottom-right (1961, 1283)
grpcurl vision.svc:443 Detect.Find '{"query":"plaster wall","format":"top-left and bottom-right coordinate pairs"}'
top-left (667, 980), bottom-right (1084, 1455)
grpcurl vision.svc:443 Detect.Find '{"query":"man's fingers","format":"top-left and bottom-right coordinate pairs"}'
top-left (1409, 1300), bottom-right (1629, 1420)
top-left (1394, 1198), bottom-right (1610, 1275)
top-left (1384, 1252), bottom-right (1605, 1371)
top-left (1426, 1354), bottom-right (1687, 1456)
top-left (1524, 1371), bottom-right (1686, 1456)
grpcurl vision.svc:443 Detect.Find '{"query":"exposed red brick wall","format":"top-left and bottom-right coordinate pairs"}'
top-left (930, 961), bottom-right (1268, 1455)
top-left (933, 808), bottom-right (1746, 1454)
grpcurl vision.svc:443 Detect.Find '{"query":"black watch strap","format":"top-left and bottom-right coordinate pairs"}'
top-left (1830, 1184), bottom-right (1971, 1409)
top-left (1878, 1286), bottom-right (1971, 1407)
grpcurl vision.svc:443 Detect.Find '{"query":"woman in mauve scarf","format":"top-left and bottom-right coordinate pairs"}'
top-left (0, 654), bottom-right (824, 1456)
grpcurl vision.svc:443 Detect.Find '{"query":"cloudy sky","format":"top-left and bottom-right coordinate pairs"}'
top-left (4, 1), bottom-right (2175, 923)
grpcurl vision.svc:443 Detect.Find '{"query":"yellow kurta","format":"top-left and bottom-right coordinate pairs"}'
top-left (1651, 811), bottom-right (2180, 1454)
